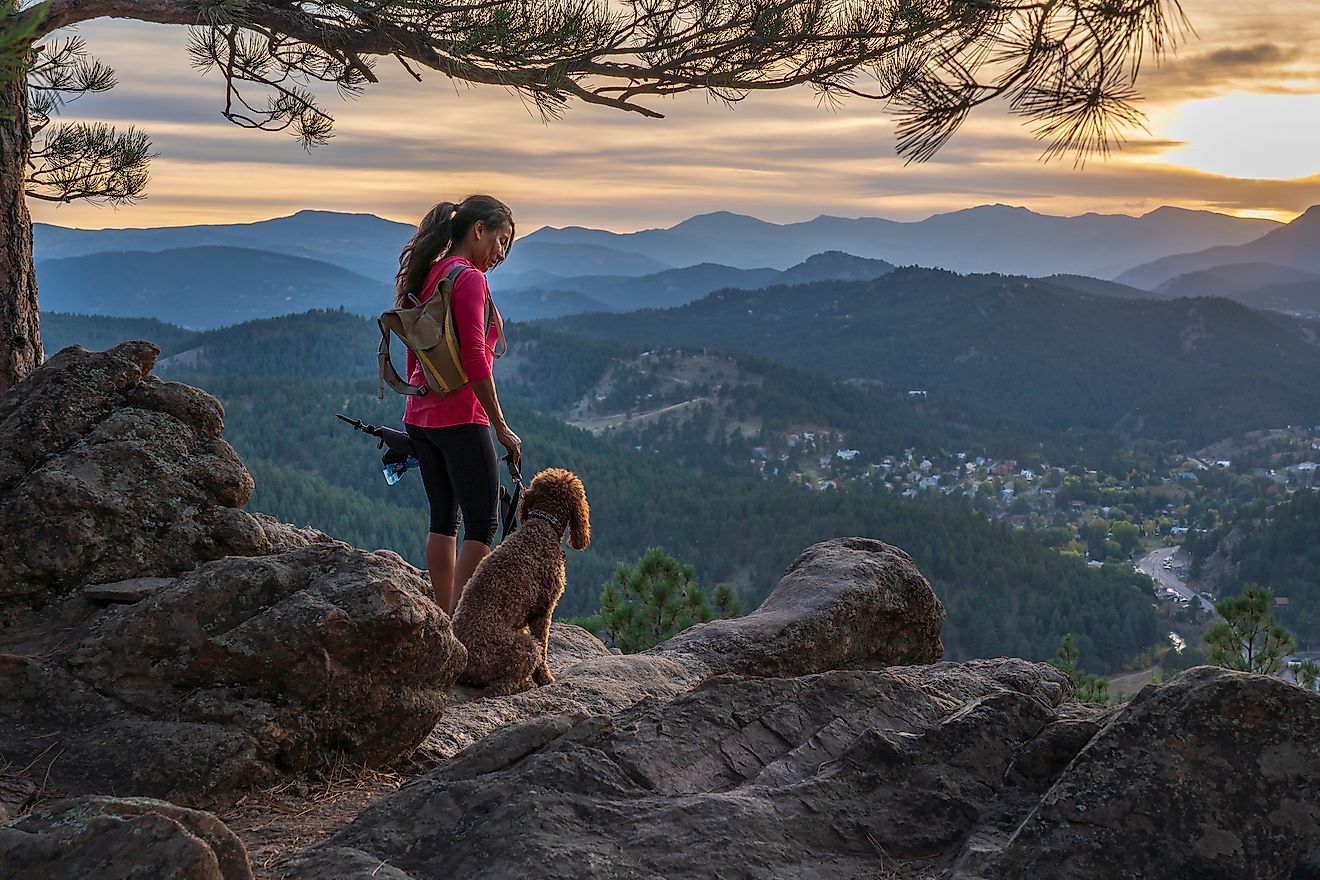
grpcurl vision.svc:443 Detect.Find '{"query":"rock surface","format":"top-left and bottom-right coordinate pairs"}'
top-left (0, 795), bottom-right (253, 880)
top-left (0, 346), bottom-right (465, 802)
top-left (0, 342), bottom-right (322, 624)
top-left (653, 536), bottom-right (946, 675)
top-left (0, 543), bottom-right (464, 802)
top-left (0, 774), bottom-right (36, 822)
top-left (959, 666), bottom-right (1320, 880)
top-left (81, 576), bottom-right (176, 603)
top-left (290, 661), bottom-right (1320, 880)
top-left (288, 659), bottom-right (1073, 880)
top-left (418, 538), bottom-right (945, 765)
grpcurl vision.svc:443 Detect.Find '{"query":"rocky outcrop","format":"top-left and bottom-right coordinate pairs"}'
top-left (418, 628), bottom-right (703, 766)
top-left (958, 666), bottom-right (1320, 880)
top-left (416, 537), bottom-right (946, 764)
top-left (290, 661), bottom-right (1320, 880)
top-left (651, 536), bottom-right (946, 675)
top-left (0, 796), bottom-right (253, 880)
top-left (0, 543), bottom-right (464, 802)
top-left (0, 346), bottom-right (465, 802)
top-left (0, 342), bottom-right (322, 624)
top-left (288, 659), bottom-right (1073, 880)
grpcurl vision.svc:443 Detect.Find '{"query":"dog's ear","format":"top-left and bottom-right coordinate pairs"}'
top-left (518, 481), bottom-right (534, 522)
top-left (568, 473), bottom-right (591, 550)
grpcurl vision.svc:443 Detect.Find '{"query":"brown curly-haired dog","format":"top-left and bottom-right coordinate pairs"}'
top-left (452, 468), bottom-right (590, 696)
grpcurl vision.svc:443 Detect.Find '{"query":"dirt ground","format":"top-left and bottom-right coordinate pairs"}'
top-left (216, 763), bottom-right (405, 879)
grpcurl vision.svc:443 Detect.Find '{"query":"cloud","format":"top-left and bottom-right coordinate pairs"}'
top-left (24, 5), bottom-right (1320, 232)
top-left (1141, 42), bottom-right (1314, 100)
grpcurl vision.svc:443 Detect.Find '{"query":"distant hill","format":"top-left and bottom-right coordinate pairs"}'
top-left (35, 210), bottom-right (414, 283)
top-left (1216, 281), bottom-right (1320, 318)
top-left (36, 246), bottom-right (391, 329)
top-left (42, 313), bottom-right (200, 356)
top-left (496, 241), bottom-right (672, 284)
top-left (545, 268), bottom-right (1320, 444)
top-left (1144, 263), bottom-right (1320, 318)
top-left (152, 309), bottom-right (381, 379)
top-left (1117, 206), bottom-right (1320, 289)
top-left (527, 205), bottom-right (1276, 277)
top-left (501, 252), bottom-right (896, 318)
top-left (1189, 490), bottom-right (1320, 647)
top-left (495, 288), bottom-right (613, 322)
top-left (1156, 262), bottom-right (1320, 298)
top-left (510, 264), bottom-right (780, 313)
top-left (778, 251), bottom-right (898, 285)
top-left (1042, 274), bottom-right (1164, 300)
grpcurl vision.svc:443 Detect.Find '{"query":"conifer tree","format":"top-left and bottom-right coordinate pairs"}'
top-left (1205, 584), bottom-right (1296, 676)
top-left (1053, 633), bottom-right (1111, 704)
top-left (586, 547), bottom-right (741, 653)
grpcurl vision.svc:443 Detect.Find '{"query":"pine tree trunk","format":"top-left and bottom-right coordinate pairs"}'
top-left (0, 72), bottom-right (41, 396)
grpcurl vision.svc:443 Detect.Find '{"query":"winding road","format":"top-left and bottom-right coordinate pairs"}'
top-left (1136, 546), bottom-right (1216, 615)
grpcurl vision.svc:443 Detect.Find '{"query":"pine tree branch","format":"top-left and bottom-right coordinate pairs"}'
top-left (19, 0), bottom-right (1187, 160)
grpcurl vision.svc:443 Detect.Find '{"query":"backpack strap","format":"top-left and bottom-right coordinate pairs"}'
top-left (450, 262), bottom-right (508, 360)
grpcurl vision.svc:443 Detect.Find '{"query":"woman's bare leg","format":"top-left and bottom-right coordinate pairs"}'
top-left (426, 532), bottom-right (457, 613)
top-left (452, 540), bottom-right (492, 615)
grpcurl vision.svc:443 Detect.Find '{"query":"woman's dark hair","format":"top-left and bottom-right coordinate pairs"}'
top-left (395, 194), bottom-right (514, 307)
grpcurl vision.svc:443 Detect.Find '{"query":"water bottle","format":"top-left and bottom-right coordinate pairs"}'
top-left (383, 455), bottom-right (420, 485)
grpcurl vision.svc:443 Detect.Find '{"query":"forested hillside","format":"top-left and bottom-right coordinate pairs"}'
top-left (1188, 490), bottom-right (1320, 648)
top-left (42, 310), bottom-right (1167, 673)
top-left (502, 324), bottom-right (1128, 472)
top-left (44, 314), bottom-right (200, 356)
top-left (546, 268), bottom-right (1320, 444)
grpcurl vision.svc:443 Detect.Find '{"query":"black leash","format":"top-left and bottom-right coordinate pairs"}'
top-left (499, 457), bottom-right (526, 541)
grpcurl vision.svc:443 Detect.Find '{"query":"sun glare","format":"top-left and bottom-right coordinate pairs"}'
top-left (1158, 94), bottom-right (1320, 181)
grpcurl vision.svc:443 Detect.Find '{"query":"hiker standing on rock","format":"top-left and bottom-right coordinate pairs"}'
top-left (395, 195), bottom-right (521, 615)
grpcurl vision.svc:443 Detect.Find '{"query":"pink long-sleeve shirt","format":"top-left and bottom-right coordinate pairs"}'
top-left (402, 256), bottom-right (499, 429)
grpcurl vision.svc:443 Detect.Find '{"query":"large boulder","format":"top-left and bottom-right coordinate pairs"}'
top-left (0, 346), bottom-right (465, 802)
top-left (0, 342), bottom-right (317, 624)
top-left (416, 538), bottom-right (945, 764)
top-left (0, 796), bottom-right (253, 880)
top-left (651, 536), bottom-right (946, 675)
top-left (958, 665), bottom-right (1320, 880)
top-left (287, 659), bottom-right (1072, 880)
top-left (0, 544), bottom-right (464, 802)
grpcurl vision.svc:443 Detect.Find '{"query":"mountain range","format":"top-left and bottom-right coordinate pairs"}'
top-left (1118, 206), bottom-right (1320, 289)
top-left (34, 210), bottom-right (412, 283)
top-left (521, 205), bottom-right (1278, 278)
top-left (34, 204), bottom-right (1320, 329)
top-left (37, 203), bottom-right (1279, 286)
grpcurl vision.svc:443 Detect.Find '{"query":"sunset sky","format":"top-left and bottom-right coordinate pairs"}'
top-left (27, 0), bottom-right (1320, 233)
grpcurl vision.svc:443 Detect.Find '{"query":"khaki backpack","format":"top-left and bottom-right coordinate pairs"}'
top-left (378, 263), bottom-right (507, 399)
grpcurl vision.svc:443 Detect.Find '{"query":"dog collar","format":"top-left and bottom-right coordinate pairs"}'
top-left (526, 509), bottom-right (564, 534)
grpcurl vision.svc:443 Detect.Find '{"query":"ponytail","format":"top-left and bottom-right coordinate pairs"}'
top-left (395, 195), bottom-right (515, 308)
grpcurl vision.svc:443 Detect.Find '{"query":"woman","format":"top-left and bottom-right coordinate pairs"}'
top-left (396, 195), bottom-right (521, 615)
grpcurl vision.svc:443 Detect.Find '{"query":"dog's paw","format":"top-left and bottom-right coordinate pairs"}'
top-left (533, 668), bottom-right (555, 686)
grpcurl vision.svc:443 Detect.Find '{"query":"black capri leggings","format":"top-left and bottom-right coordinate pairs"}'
top-left (405, 422), bottom-right (499, 547)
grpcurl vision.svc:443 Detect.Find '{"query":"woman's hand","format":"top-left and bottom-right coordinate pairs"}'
top-left (496, 424), bottom-right (522, 466)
